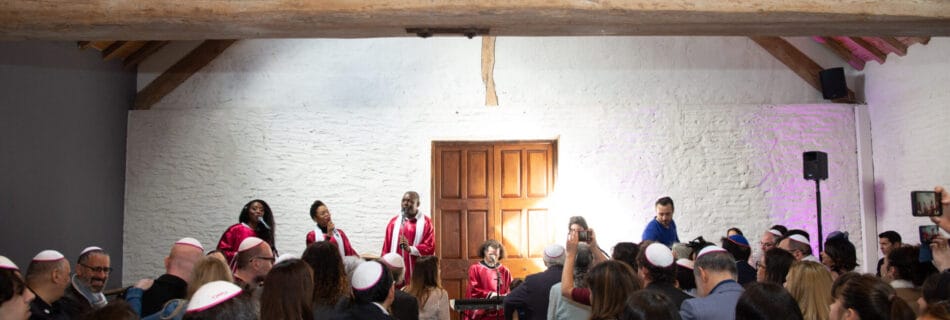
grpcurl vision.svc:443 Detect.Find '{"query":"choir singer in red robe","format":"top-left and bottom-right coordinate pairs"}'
top-left (381, 191), bottom-right (435, 288)
top-left (465, 239), bottom-right (512, 320)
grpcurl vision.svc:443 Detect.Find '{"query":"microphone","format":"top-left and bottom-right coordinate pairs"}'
top-left (400, 242), bottom-right (410, 251)
top-left (258, 217), bottom-right (271, 229)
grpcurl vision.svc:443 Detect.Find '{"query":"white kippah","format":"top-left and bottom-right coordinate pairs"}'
top-left (343, 256), bottom-right (365, 276)
top-left (645, 243), bottom-right (674, 268)
top-left (788, 234), bottom-right (810, 245)
top-left (80, 246), bottom-right (103, 256)
top-left (186, 281), bottom-right (243, 313)
top-left (0, 256), bottom-right (18, 271)
top-left (676, 258), bottom-right (694, 270)
top-left (352, 261), bottom-right (384, 291)
top-left (32, 250), bottom-right (65, 262)
top-left (768, 229), bottom-right (783, 237)
top-left (175, 237), bottom-right (204, 250)
top-left (697, 245), bottom-right (727, 258)
top-left (380, 253), bottom-right (404, 269)
top-left (238, 237), bottom-right (264, 252)
top-left (544, 244), bottom-right (565, 258)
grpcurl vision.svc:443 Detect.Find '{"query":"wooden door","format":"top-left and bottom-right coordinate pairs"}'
top-left (432, 141), bottom-right (556, 317)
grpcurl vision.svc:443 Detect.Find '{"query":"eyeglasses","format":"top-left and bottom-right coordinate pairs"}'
top-left (80, 263), bottom-right (113, 274)
top-left (760, 242), bottom-right (775, 248)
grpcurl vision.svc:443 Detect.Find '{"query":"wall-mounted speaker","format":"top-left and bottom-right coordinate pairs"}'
top-left (819, 67), bottom-right (847, 100)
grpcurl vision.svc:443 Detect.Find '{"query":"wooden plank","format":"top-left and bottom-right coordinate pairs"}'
top-left (849, 37), bottom-right (886, 64)
top-left (2, 1), bottom-right (950, 39)
top-left (122, 41), bottom-right (169, 70)
top-left (102, 41), bottom-right (147, 61)
top-left (750, 36), bottom-right (855, 103)
top-left (481, 36), bottom-right (498, 107)
top-left (87, 41), bottom-right (115, 51)
top-left (77, 41), bottom-right (91, 49)
top-left (134, 40), bottom-right (236, 110)
top-left (880, 37), bottom-right (908, 56)
top-left (815, 36), bottom-right (865, 70)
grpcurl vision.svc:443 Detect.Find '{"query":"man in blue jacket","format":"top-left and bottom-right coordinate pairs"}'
top-left (680, 246), bottom-right (745, 320)
top-left (642, 197), bottom-right (679, 247)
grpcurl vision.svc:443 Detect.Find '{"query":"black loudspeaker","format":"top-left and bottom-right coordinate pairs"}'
top-left (819, 67), bottom-right (847, 100)
top-left (803, 151), bottom-right (828, 181)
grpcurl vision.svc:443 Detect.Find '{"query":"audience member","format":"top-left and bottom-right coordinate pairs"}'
top-left (140, 238), bottom-right (204, 316)
top-left (465, 240), bottom-right (510, 320)
top-left (920, 301), bottom-right (950, 320)
top-left (187, 257), bottom-right (234, 298)
top-left (404, 256), bottom-right (449, 320)
top-left (785, 261), bottom-right (833, 320)
top-left (568, 216), bottom-right (589, 234)
top-left (25, 250), bottom-right (70, 320)
top-left (929, 186), bottom-right (950, 233)
top-left (341, 261), bottom-right (396, 320)
top-left (675, 259), bottom-right (696, 296)
top-left (587, 260), bottom-right (641, 320)
top-left (777, 233), bottom-right (818, 263)
top-left (61, 247), bottom-right (111, 317)
top-left (757, 248), bottom-right (794, 285)
top-left (82, 301), bottom-right (137, 320)
top-left (672, 243), bottom-right (692, 260)
top-left (548, 242), bottom-right (593, 320)
top-left (305, 200), bottom-right (359, 257)
top-left (232, 237), bottom-right (275, 293)
top-left (822, 234), bottom-right (858, 279)
top-left (504, 244), bottom-right (564, 320)
top-left (680, 246), bottom-right (744, 320)
top-left (753, 226), bottom-right (786, 268)
top-left (302, 241), bottom-right (349, 319)
top-left (734, 282), bottom-right (803, 320)
top-left (260, 259), bottom-right (313, 320)
top-left (613, 242), bottom-right (640, 271)
top-left (559, 228), bottom-right (610, 307)
top-left (722, 235), bottom-right (755, 285)
top-left (877, 231), bottom-right (903, 277)
top-left (637, 242), bottom-right (691, 308)
top-left (380, 253), bottom-right (420, 320)
top-left (620, 290), bottom-right (681, 320)
top-left (216, 199), bottom-right (277, 264)
top-left (205, 250), bottom-right (227, 265)
top-left (919, 271), bottom-right (950, 312)
top-left (727, 228), bottom-right (743, 237)
top-left (643, 197), bottom-right (680, 247)
top-left (829, 273), bottom-right (915, 320)
top-left (884, 246), bottom-right (924, 315)
top-left (183, 281), bottom-right (257, 320)
top-left (685, 237), bottom-right (714, 260)
top-left (1, 256), bottom-right (34, 320)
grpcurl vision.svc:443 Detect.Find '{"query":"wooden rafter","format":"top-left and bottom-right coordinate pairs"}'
top-left (3, 1), bottom-right (950, 39)
top-left (816, 36), bottom-right (865, 70)
top-left (133, 40), bottom-right (236, 110)
top-left (122, 41), bottom-right (169, 70)
top-left (750, 36), bottom-right (855, 103)
top-left (880, 37), bottom-right (908, 56)
top-left (849, 37), bottom-right (886, 64)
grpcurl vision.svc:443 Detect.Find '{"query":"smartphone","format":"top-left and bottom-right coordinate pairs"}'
top-left (912, 191), bottom-right (943, 216)
top-left (919, 225), bottom-right (939, 262)
top-left (577, 231), bottom-right (590, 242)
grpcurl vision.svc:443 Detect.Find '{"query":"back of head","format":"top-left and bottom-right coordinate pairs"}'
top-left (694, 250), bottom-right (737, 277)
top-left (671, 243), bottom-right (692, 260)
top-left (823, 237), bottom-right (858, 273)
top-left (770, 225), bottom-right (788, 237)
top-left (260, 259), bottom-right (314, 320)
top-left (735, 282), bottom-right (803, 320)
top-left (620, 290), bottom-right (680, 320)
top-left (922, 272), bottom-right (950, 306)
top-left (168, 239), bottom-right (205, 278)
top-left (26, 258), bottom-right (68, 285)
top-left (588, 260), bottom-right (642, 320)
top-left (302, 241), bottom-right (347, 306)
top-left (405, 256), bottom-right (440, 305)
top-left (183, 290), bottom-right (258, 320)
top-left (636, 242), bottom-right (676, 285)
top-left (886, 246), bottom-right (920, 283)
top-left (764, 249), bottom-right (795, 285)
top-left (921, 301), bottom-right (950, 320)
top-left (785, 261), bottom-right (833, 320)
top-left (351, 261), bottom-right (393, 305)
top-left (612, 242), bottom-right (640, 271)
top-left (83, 301), bottom-right (138, 320)
top-left (722, 236), bottom-right (752, 261)
top-left (832, 274), bottom-right (915, 320)
top-left (543, 244), bottom-right (566, 268)
top-left (188, 257), bottom-right (233, 299)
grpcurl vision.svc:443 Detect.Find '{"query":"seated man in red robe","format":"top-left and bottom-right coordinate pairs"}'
top-left (465, 239), bottom-right (511, 320)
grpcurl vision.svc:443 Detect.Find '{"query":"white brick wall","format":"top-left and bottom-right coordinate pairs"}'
top-left (866, 38), bottom-right (950, 252)
top-left (123, 37), bottom-right (862, 282)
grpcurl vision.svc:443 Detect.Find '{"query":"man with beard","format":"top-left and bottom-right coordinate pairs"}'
top-left (60, 247), bottom-right (111, 319)
top-left (464, 239), bottom-right (512, 320)
top-left (231, 237), bottom-right (274, 295)
top-left (381, 191), bottom-right (435, 288)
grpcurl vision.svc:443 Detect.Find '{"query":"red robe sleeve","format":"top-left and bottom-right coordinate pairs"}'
top-left (415, 216), bottom-right (436, 256)
top-left (337, 229), bottom-right (359, 256)
top-left (216, 224), bottom-right (256, 264)
top-left (305, 230), bottom-right (316, 246)
top-left (381, 216), bottom-right (397, 256)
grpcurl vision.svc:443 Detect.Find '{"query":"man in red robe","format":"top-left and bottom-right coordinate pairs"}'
top-left (465, 239), bottom-right (512, 320)
top-left (381, 191), bottom-right (435, 288)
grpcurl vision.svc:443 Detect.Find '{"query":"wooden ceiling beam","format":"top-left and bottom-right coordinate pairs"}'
top-left (122, 41), bottom-right (170, 70)
top-left (2, 1), bottom-right (950, 39)
top-left (134, 40), bottom-right (235, 110)
top-left (849, 37), bottom-right (887, 64)
top-left (876, 37), bottom-right (908, 56)
top-left (750, 36), bottom-right (855, 103)
top-left (815, 36), bottom-right (866, 70)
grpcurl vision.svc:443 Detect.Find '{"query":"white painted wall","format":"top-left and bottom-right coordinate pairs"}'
top-left (866, 38), bottom-right (950, 253)
top-left (123, 37), bottom-right (863, 282)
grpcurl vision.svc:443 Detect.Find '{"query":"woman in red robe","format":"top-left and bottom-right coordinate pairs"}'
top-left (216, 199), bottom-right (277, 264)
top-left (305, 200), bottom-right (358, 257)
top-left (465, 239), bottom-right (512, 320)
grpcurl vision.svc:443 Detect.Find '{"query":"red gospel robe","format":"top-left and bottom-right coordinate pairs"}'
top-left (305, 227), bottom-right (359, 257)
top-left (381, 214), bottom-right (435, 288)
top-left (465, 261), bottom-right (512, 320)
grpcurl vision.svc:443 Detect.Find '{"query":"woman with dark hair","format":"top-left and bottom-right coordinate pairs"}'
top-left (727, 227), bottom-right (744, 237)
top-left (465, 239), bottom-right (512, 320)
top-left (0, 258), bottom-right (34, 320)
top-left (829, 274), bottom-right (915, 320)
top-left (821, 236), bottom-right (858, 279)
top-left (613, 242), bottom-right (640, 271)
top-left (587, 260), bottom-right (642, 320)
top-left (216, 199), bottom-right (278, 263)
top-left (919, 271), bottom-right (950, 312)
top-left (301, 241), bottom-right (349, 318)
top-left (403, 256), bottom-right (449, 320)
top-left (735, 282), bottom-right (803, 320)
top-left (260, 259), bottom-right (313, 320)
top-left (757, 248), bottom-right (795, 285)
top-left (305, 200), bottom-right (358, 257)
top-left (620, 290), bottom-right (681, 320)
top-left (568, 216), bottom-right (589, 233)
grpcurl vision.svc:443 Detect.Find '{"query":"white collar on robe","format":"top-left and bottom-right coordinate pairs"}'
top-left (314, 224), bottom-right (346, 257)
top-left (389, 213), bottom-right (426, 254)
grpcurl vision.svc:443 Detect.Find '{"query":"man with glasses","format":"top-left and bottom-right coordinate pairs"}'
top-left (752, 225), bottom-right (786, 269)
top-left (60, 246), bottom-right (112, 318)
top-left (232, 237), bottom-right (274, 294)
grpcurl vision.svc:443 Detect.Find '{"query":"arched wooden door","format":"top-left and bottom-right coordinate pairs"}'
top-left (432, 141), bottom-right (557, 319)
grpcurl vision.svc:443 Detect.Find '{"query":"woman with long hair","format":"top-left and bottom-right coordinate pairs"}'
top-left (758, 248), bottom-right (795, 285)
top-left (821, 236), bottom-right (858, 279)
top-left (403, 256), bottom-right (449, 320)
top-left (829, 273), bottom-right (915, 320)
top-left (216, 199), bottom-right (277, 263)
top-left (735, 282), bottom-right (803, 320)
top-left (785, 261), bottom-right (833, 320)
top-left (188, 256), bottom-right (235, 299)
top-left (304, 200), bottom-right (358, 257)
top-left (260, 259), bottom-right (314, 320)
top-left (302, 241), bottom-right (349, 318)
top-left (588, 260), bottom-right (643, 320)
